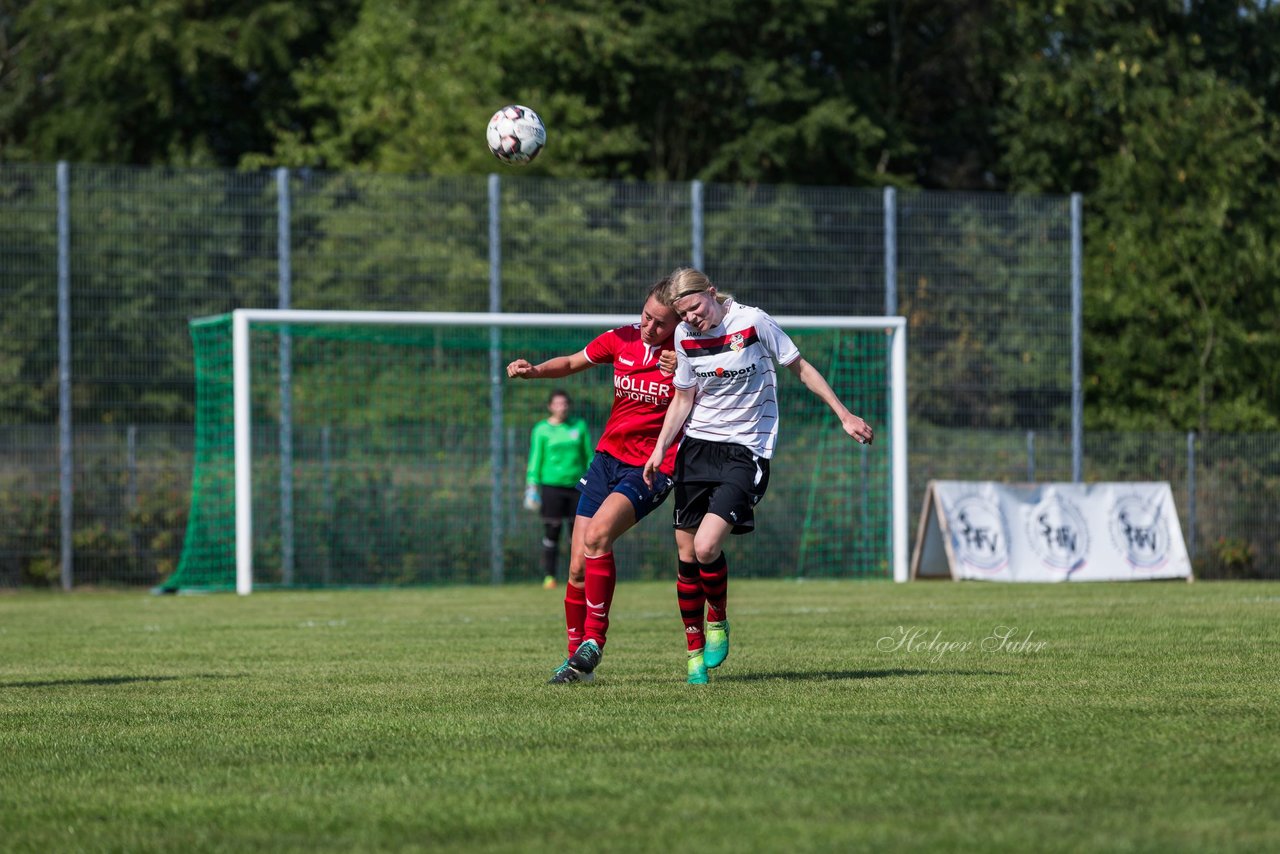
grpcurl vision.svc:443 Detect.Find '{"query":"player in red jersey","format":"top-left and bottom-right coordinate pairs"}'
top-left (506, 279), bottom-right (682, 684)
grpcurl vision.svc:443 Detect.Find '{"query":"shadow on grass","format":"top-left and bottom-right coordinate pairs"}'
top-left (715, 667), bottom-right (1008, 683)
top-left (1, 673), bottom-right (243, 689)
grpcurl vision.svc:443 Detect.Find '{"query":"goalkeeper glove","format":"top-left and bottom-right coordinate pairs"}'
top-left (524, 484), bottom-right (541, 512)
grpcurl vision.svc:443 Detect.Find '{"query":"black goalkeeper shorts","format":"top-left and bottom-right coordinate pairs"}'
top-left (540, 485), bottom-right (580, 521)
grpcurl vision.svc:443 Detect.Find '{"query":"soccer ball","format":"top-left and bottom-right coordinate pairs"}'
top-left (486, 105), bottom-right (546, 165)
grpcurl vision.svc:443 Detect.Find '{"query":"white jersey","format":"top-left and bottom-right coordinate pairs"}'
top-left (673, 300), bottom-right (800, 459)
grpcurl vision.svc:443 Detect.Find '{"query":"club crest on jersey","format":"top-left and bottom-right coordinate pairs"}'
top-left (729, 332), bottom-right (745, 352)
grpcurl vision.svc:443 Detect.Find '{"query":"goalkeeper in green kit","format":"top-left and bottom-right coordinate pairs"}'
top-left (525, 390), bottom-right (593, 588)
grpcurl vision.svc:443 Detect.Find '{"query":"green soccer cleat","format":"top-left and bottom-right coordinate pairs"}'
top-left (705, 619), bottom-right (730, 668)
top-left (567, 639), bottom-right (602, 675)
top-left (547, 657), bottom-right (595, 684)
top-left (687, 648), bottom-right (708, 685)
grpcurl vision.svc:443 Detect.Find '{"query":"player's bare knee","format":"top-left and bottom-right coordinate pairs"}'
top-left (696, 540), bottom-right (723, 563)
top-left (692, 536), bottom-right (722, 565)
top-left (695, 547), bottom-right (722, 565)
top-left (583, 520), bottom-right (614, 555)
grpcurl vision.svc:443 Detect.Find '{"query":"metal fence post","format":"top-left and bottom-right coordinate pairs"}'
top-left (57, 161), bottom-right (73, 591)
top-left (488, 174), bottom-right (505, 584)
top-left (1027, 430), bottom-right (1036, 482)
top-left (883, 186), bottom-right (899, 573)
top-left (884, 187), bottom-right (897, 316)
top-left (691, 180), bottom-right (704, 270)
top-left (277, 167), bottom-right (295, 586)
top-left (1187, 431), bottom-right (1197, 561)
top-left (127, 424), bottom-right (139, 566)
top-left (321, 425), bottom-right (333, 587)
top-left (1071, 192), bottom-right (1083, 482)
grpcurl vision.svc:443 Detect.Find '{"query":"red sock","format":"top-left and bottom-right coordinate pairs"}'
top-left (677, 560), bottom-right (705, 651)
top-left (701, 553), bottom-right (728, 623)
top-left (583, 553), bottom-right (617, 649)
top-left (564, 582), bottom-right (586, 657)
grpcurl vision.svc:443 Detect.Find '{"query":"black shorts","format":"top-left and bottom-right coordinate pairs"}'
top-left (540, 485), bottom-right (580, 521)
top-left (672, 436), bottom-right (770, 535)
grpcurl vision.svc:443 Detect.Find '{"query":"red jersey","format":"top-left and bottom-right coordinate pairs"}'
top-left (583, 324), bottom-right (680, 475)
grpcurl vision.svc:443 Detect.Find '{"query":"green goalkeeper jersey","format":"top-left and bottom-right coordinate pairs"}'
top-left (526, 418), bottom-right (592, 488)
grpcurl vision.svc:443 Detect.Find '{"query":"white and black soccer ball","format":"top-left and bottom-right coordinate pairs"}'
top-left (486, 105), bottom-right (546, 165)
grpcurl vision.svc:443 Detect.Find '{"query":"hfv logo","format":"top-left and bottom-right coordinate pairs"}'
top-left (959, 510), bottom-right (999, 552)
top-left (947, 495), bottom-right (1008, 572)
top-left (1026, 494), bottom-right (1089, 572)
top-left (1108, 494), bottom-right (1170, 569)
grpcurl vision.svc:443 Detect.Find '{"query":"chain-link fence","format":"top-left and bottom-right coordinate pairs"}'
top-left (1, 162), bottom-right (1274, 584)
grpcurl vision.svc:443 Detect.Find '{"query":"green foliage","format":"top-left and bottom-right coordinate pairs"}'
top-left (1211, 536), bottom-right (1257, 579)
top-left (270, 0), bottom-right (1280, 437)
top-left (0, 166), bottom-right (59, 422)
top-left (248, 0), bottom-right (628, 177)
top-left (898, 194), bottom-right (1075, 430)
top-left (1086, 60), bottom-right (1280, 431)
top-left (0, 460), bottom-right (189, 586)
top-left (4, 0), bottom-right (1280, 431)
top-left (0, 485), bottom-right (58, 585)
top-left (999, 5), bottom-right (1280, 431)
top-left (248, 0), bottom-right (907, 184)
top-left (5, 0), bottom-right (359, 165)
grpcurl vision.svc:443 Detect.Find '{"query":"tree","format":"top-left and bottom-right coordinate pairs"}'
top-left (249, 0), bottom-right (916, 186)
top-left (999, 4), bottom-right (1280, 431)
top-left (4, 0), bottom-right (359, 166)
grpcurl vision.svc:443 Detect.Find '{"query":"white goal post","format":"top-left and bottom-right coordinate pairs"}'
top-left (225, 308), bottom-right (908, 593)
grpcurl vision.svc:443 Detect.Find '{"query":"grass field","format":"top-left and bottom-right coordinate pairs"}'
top-left (1, 580), bottom-right (1277, 852)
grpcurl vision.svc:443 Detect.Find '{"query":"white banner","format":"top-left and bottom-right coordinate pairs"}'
top-left (911, 481), bottom-right (1193, 582)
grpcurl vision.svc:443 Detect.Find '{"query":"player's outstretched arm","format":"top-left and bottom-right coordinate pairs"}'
top-left (506, 351), bottom-right (592, 379)
top-left (785, 357), bottom-right (874, 445)
top-left (643, 385), bottom-right (695, 487)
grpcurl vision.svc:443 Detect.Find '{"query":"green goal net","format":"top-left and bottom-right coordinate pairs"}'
top-left (164, 311), bottom-right (905, 592)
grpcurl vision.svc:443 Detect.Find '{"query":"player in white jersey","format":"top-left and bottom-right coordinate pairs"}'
top-left (642, 267), bottom-right (874, 684)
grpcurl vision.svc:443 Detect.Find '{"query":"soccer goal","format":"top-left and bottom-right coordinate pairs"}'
top-left (164, 309), bottom-right (907, 594)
